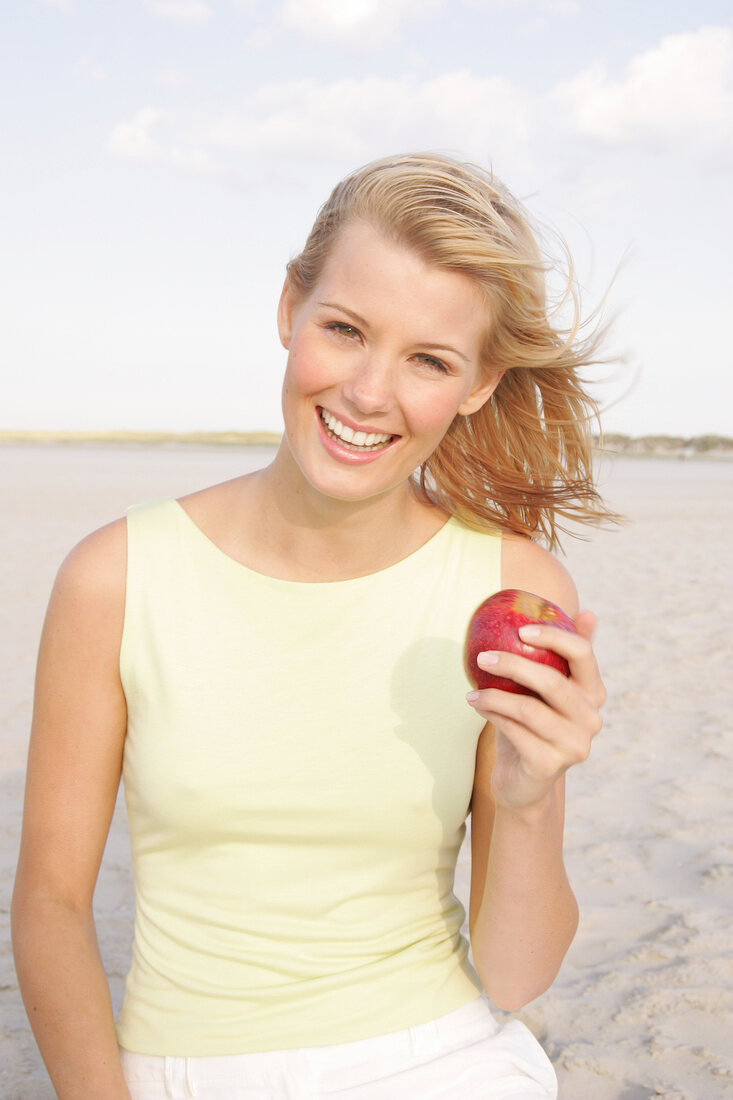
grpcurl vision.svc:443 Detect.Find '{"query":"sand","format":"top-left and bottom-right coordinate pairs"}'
top-left (1, 443), bottom-right (732, 1099)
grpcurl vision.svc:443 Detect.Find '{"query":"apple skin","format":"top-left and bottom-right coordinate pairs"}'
top-left (465, 588), bottom-right (577, 696)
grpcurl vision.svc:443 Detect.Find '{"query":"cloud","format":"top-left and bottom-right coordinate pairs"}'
top-left (146, 0), bottom-right (212, 25)
top-left (209, 71), bottom-right (530, 169)
top-left (273, 0), bottom-right (580, 47)
top-left (105, 71), bottom-right (531, 189)
top-left (277, 0), bottom-right (441, 47)
top-left (108, 107), bottom-right (221, 175)
top-left (106, 27), bottom-right (733, 198)
top-left (554, 25), bottom-right (733, 157)
top-left (107, 108), bottom-right (167, 161)
top-left (39, 0), bottom-right (72, 9)
top-left (465, 0), bottom-right (579, 14)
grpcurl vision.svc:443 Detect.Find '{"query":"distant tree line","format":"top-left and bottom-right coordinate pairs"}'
top-left (595, 434), bottom-right (733, 456)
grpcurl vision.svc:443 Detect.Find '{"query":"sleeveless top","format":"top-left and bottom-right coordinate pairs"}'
top-left (115, 498), bottom-right (502, 1056)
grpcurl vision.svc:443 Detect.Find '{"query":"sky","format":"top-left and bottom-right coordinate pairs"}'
top-left (2, 0), bottom-right (732, 437)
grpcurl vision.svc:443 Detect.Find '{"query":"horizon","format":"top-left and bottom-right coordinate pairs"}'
top-left (2, 428), bottom-right (732, 447)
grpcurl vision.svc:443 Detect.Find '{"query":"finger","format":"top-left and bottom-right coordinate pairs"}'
top-left (516, 621), bottom-right (591, 661)
top-left (478, 682), bottom-right (601, 750)
top-left (515, 622), bottom-right (604, 703)
top-left (573, 610), bottom-right (597, 642)
top-left (483, 705), bottom-right (593, 771)
top-left (474, 648), bottom-right (601, 716)
top-left (474, 650), bottom-right (565, 707)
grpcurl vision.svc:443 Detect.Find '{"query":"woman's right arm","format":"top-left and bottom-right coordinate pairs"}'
top-left (11, 519), bottom-right (132, 1100)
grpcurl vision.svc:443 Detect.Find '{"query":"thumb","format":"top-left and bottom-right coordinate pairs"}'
top-left (574, 609), bottom-right (598, 641)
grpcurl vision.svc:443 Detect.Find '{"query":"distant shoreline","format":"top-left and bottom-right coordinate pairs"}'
top-left (1, 429), bottom-right (732, 459)
top-left (596, 433), bottom-right (733, 460)
top-left (0, 429), bottom-right (282, 448)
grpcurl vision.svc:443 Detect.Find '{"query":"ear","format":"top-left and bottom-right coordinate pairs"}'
top-left (458, 369), bottom-right (504, 417)
top-left (277, 278), bottom-right (296, 350)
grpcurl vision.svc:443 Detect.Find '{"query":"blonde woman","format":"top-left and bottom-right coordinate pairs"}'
top-left (13, 153), bottom-right (612, 1099)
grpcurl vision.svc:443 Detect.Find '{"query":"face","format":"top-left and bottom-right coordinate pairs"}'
top-left (277, 219), bottom-right (501, 508)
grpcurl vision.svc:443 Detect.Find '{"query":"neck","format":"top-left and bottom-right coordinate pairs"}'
top-left (250, 443), bottom-right (446, 582)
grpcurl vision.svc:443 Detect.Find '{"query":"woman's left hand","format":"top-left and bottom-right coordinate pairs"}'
top-left (467, 610), bottom-right (605, 811)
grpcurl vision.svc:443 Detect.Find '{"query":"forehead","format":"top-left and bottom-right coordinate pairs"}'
top-left (314, 220), bottom-right (488, 335)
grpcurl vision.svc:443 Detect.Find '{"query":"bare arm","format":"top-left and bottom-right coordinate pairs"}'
top-left (467, 535), bottom-right (604, 1011)
top-left (11, 520), bottom-right (133, 1100)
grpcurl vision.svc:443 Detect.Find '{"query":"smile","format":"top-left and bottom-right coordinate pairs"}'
top-left (319, 408), bottom-right (395, 452)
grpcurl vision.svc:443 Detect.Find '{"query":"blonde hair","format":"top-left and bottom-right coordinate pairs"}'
top-left (286, 152), bottom-right (617, 549)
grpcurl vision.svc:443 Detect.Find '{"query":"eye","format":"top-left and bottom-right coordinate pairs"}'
top-left (325, 321), bottom-right (361, 340)
top-left (413, 353), bottom-right (449, 374)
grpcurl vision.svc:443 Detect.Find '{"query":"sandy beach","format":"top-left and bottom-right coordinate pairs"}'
top-left (1, 443), bottom-right (732, 1099)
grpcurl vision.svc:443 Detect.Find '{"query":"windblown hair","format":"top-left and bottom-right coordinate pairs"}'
top-left (286, 152), bottom-right (618, 549)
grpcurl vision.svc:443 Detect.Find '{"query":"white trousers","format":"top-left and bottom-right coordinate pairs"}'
top-left (119, 996), bottom-right (557, 1099)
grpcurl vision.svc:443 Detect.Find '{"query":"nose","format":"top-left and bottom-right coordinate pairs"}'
top-left (341, 351), bottom-right (394, 417)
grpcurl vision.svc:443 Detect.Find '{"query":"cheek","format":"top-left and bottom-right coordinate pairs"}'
top-left (404, 384), bottom-right (469, 437)
top-left (284, 339), bottom-right (338, 397)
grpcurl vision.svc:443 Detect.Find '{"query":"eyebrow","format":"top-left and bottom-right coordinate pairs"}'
top-left (317, 301), bottom-right (368, 327)
top-left (316, 300), bottom-right (470, 363)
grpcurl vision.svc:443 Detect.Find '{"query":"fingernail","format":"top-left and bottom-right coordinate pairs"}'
top-left (477, 651), bottom-right (499, 666)
top-left (519, 624), bottom-right (541, 640)
top-left (466, 691), bottom-right (480, 703)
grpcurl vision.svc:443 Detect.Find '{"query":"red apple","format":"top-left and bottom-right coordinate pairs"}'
top-left (464, 588), bottom-right (577, 695)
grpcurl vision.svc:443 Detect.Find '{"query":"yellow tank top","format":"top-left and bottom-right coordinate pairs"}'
top-left (116, 498), bottom-right (502, 1056)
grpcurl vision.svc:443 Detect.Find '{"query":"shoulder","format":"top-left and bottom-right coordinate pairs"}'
top-left (57, 516), bottom-right (127, 584)
top-left (50, 518), bottom-right (127, 626)
top-left (34, 519), bottom-right (128, 711)
top-left (500, 533), bottom-right (578, 617)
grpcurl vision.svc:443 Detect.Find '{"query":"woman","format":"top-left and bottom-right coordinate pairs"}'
top-left (13, 153), bottom-right (611, 1099)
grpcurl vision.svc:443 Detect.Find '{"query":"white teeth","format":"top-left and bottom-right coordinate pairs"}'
top-left (320, 409), bottom-right (392, 450)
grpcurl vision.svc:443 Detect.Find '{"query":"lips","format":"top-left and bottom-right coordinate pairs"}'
top-left (318, 407), bottom-right (396, 452)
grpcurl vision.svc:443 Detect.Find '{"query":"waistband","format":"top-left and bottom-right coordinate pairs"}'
top-left (119, 996), bottom-right (556, 1099)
